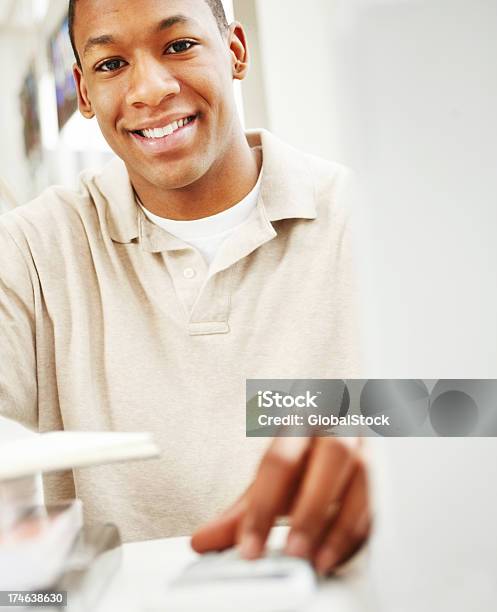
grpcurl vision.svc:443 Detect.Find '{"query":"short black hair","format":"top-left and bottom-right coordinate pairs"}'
top-left (68, 0), bottom-right (229, 68)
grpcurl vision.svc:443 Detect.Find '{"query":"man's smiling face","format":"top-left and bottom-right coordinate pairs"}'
top-left (73, 0), bottom-right (244, 191)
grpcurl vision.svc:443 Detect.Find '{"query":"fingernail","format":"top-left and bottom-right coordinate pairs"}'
top-left (239, 533), bottom-right (262, 560)
top-left (315, 547), bottom-right (338, 577)
top-left (285, 532), bottom-right (311, 558)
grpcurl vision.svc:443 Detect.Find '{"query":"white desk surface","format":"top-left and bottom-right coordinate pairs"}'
top-left (94, 527), bottom-right (377, 612)
top-left (95, 439), bottom-right (497, 612)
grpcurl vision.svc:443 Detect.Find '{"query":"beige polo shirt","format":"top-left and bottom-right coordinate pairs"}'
top-left (0, 130), bottom-right (362, 542)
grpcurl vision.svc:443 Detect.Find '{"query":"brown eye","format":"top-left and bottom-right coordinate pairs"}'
top-left (97, 59), bottom-right (125, 72)
top-left (166, 40), bottom-right (196, 55)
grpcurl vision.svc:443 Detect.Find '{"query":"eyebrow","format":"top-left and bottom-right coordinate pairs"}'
top-left (157, 14), bottom-right (191, 32)
top-left (83, 14), bottom-right (193, 58)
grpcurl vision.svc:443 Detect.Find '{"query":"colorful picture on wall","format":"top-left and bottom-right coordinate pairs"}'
top-left (19, 63), bottom-right (41, 158)
top-left (50, 16), bottom-right (78, 130)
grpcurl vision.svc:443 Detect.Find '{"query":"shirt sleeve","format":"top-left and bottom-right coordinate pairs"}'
top-left (0, 222), bottom-right (38, 431)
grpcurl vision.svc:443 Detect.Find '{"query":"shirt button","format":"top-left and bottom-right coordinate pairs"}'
top-left (183, 267), bottom-right (196, 279)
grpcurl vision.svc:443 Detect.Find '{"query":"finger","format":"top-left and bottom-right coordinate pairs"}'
top-left (285, 438), bottom-right (356, 559)
top-left (191, 490), bottom-right (248, 553)
top-left (314, 458), bottom-right (371, 576)
top-left (238, 437), bottom-right (311, 559)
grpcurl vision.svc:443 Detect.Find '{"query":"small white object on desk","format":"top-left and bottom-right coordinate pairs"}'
top-left (94, 527), bottom-right (375, 612)
top-left (165, 547), bottom-right (317, 612)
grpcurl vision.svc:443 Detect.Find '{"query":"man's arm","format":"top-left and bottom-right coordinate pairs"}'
top-left (0, 222), bottom-right (38, 431)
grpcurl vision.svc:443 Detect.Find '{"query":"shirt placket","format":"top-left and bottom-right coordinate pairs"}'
top-left (139, 201), bottom-right (277, 336)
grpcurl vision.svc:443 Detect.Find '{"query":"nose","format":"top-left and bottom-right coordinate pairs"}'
top-left (125, 55), bottom-right (180, 107)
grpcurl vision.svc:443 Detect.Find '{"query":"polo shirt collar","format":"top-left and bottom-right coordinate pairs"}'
top-left (94, 157), bottom-right (140, 244)
top-left (96, 128), bottom-right (317, 248)
top-left (248, 129), bottom-right (317, 222)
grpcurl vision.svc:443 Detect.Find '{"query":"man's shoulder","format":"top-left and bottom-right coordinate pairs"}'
top-left (0, 166), bottom-right (113, 244)
top-left (257, 129), bottom-right (355, 201)
top-left (303, 150), bottom-right (354, 195)
top-left (278, 136), bottom-right (356, 218)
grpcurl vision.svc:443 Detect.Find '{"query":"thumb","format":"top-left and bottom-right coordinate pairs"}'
top-left (190, 490), bottom-right (249, 553)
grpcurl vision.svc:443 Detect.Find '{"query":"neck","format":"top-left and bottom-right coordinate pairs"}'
top-left (132, 127), bottom-right (261, 221)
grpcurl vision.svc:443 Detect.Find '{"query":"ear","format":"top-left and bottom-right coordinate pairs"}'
top-left (73, 64), bottom-right (95, 119)
top-left (228, 22), bottom-right (249, 81)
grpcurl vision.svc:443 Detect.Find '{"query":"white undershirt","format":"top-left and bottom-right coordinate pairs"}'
top-left (138, 171), bottom-right (263, 265)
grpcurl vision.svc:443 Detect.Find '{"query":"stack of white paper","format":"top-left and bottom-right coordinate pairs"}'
top-left (0, 431), bottom-right (160, 481)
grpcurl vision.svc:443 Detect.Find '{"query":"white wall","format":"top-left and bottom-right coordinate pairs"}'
top-left (248, 0), bottom-right (497, 377)
top-left (253, 0), bottom-right (345, 161)
top-left (337, 0), bottom-right (497, 376)
top-left (245, 7), bottom-right (497, 606)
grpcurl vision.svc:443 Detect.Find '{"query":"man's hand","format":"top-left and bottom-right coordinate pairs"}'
top-left (191, 437), bottom-right (371, 576)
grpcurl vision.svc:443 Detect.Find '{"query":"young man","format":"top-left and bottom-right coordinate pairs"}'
top-left (0, 0), bottom-right (369, 575)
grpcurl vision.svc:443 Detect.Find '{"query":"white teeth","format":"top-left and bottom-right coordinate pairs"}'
top-left (140, 117), bottom-right (192, 139)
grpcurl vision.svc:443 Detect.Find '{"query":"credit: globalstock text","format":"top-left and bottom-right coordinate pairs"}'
top-left (257, 414), bottom-right (391, 427)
